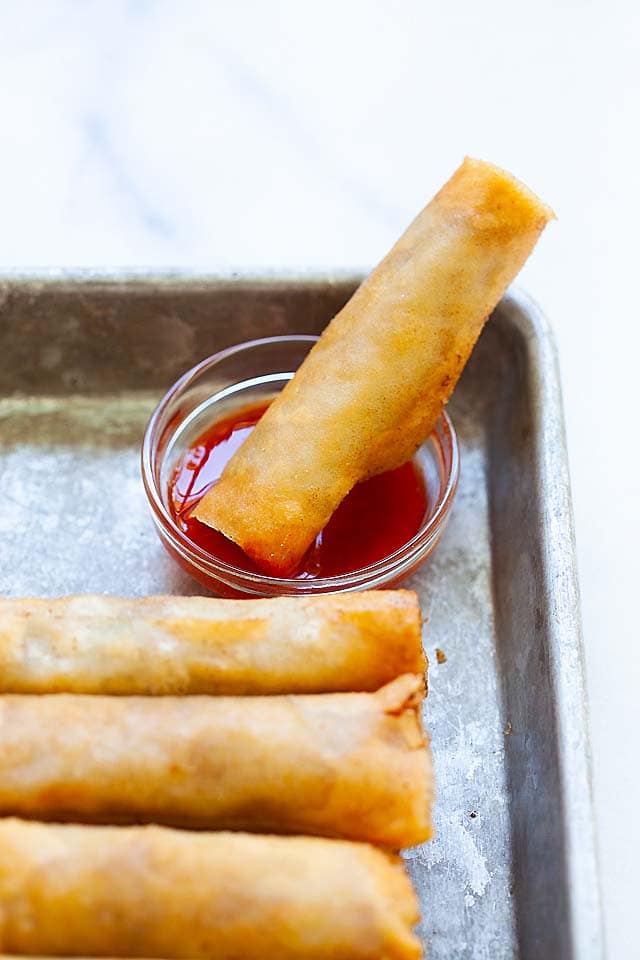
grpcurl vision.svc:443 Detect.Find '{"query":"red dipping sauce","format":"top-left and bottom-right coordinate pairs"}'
top-left (169, 400), bottom-right (428, 579)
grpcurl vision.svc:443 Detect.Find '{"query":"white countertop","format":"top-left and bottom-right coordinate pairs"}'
top-left (1, 1), bottom-right (638, 953)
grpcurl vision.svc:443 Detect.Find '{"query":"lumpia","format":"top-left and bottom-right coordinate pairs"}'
top-left (0, 819), bottom-right (422, 959)
top-left (194, 157), bottom-right (554, 574)
top-left (0, 590), bottom-right (424, 694)
top-left (0, 674), bottom-right (432, 847)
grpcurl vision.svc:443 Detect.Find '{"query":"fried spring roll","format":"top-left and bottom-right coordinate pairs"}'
top-left (0, 674), bottom-right (432, 847)
top-left (194, 157), bottom-right (554, 574)
top-left (0, 819), bottom-right (422, 960)
top-left (0, 590), bottom-right (424, 695)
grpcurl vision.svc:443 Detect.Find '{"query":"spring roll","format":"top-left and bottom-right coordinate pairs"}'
top-left (0, 819), bottom-right (422, 959)
top-left (0, 674), bottom-right (431, 847)
top-left (0, 590), bottom-right (424, 695)
top-left (194, 157), bottom-right (554, 574)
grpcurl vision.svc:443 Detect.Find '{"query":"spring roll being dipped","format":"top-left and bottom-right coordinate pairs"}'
top-left (194, 157), bottom-right (554, 574)
top-left (0, 819), bottom-right (422, 959)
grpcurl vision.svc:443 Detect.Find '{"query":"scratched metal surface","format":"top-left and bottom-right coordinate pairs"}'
top-left (0, 275), bottom-right (603, 960)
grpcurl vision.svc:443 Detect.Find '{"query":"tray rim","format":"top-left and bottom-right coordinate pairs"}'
top-left (496, 288), bottom-right (604, 959)
top-left (0, 272), bottom-right (604, 958)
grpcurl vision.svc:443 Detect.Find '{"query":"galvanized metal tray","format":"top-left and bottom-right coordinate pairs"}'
top-left (0, 274), bottom-right (602, 959)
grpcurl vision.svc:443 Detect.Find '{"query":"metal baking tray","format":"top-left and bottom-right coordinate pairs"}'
top-left (0, 273), bottom-right (602, 959)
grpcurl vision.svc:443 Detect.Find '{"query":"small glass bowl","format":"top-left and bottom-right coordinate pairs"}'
top-left (141, 336), bottom-right (459, 598)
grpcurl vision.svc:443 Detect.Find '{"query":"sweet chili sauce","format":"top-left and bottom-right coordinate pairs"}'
top-left (168, 400), bottom-right (428, 579)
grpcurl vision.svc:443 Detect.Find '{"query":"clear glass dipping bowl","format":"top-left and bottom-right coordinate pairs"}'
top-left (141, 335), bottom-right (459, 598)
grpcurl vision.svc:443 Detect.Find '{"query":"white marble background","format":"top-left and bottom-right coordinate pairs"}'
top-left (0, 0), bottom-right (638, 954)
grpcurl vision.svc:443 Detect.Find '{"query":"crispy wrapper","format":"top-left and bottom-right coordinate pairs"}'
top-left (0, 819), bottom-right (422, 959)
top-left (0, 674), bottom-right (432, 847)
top-left (0, 590), bottom-right (424, 695)
top-left (194, 157), bottom-right (554, 573)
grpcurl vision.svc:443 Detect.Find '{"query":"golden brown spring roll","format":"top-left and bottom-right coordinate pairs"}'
top-left (0, 674), bottom-right (431, 847)
top-left (0, 819), bottom-right (422, 959)
top-left (194, 157), bottom-right (554, 574)
top-left (0, 590), bottom-right (424, 695)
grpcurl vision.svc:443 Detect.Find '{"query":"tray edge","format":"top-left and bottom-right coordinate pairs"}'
top-left (499, 287), bottom-right (604, 960)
